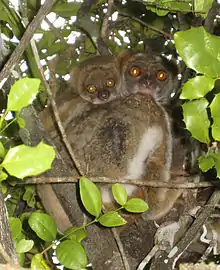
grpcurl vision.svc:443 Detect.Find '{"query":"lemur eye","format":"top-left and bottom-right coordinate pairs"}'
top-left (87, 84), bottom-right (96, 93)
top-left (106, 79), bottom-right (115, 87)
top-left (129, 66), bottom-right (141, 77)
top-left (157, 71), bottom-right (167, 81)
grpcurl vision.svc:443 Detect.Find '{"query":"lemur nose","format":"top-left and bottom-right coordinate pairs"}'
top-left (140, 74), bottom-right (150, 86)
top-left (98, 89), bottom-right (110, 100)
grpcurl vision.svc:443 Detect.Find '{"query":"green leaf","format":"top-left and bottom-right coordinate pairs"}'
top-left (112, 184), bottom-right (128, 206)
top-left (16, 239), bottom-right (34, 253)
top-left (0, 141), bottom-right (6, 158)
top-left (0, 3), bottom-right (23, 37)
top-left (198, 155), bottom-right (215, 172)
top-left (182, 99), bottom-right (210, 143)
top-left (1, 182), bottom-right (7, 193)
top-left (0, 171), bottom-right (8, 182)
top-left (210, 93), bottom-right (220, 141)
top-left (52, 2), bottom-right (81, 17)
top-left (174, 27), bottom-right (220, 77)
top-left (194, 0), bottom-right (213, 17)
top-left (79, 177), bottom-right (102, 218)
top-left (20, 212), bottom-right (32, 223)
top-left (1, 141), bottom-right (55, 179)
top-left (23, 185), bottom-right (36, 207)
top-left (64, 226), bottom-right (88, 243)
top-left (209, 152), bottom-right (220, 178)
top-left (7, 78), bottom-right (41, 113)
top-left (124, 198), bottom-right (149, 213)
top-left (31, 254), bottom-right (50, 270)
top-left (28, 213), bottom-right (57, 242)
top-left (56, 240), bottom-right (88, 270)
top-left (17, 252), bottom-right (25, 266)
top-left (17, 117), bottom-right (26, 128)
top-left (9, 217), bottom-right (22, 240)
top-left (180, 76), bottom-right (215, 100)
top-left (98, 211), bottom-right (127, 227)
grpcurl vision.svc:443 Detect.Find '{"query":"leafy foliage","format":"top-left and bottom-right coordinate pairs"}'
top-left (174, 26), bottom-right (220, 176)
top-left (174, 27), bottom-right (220, 77)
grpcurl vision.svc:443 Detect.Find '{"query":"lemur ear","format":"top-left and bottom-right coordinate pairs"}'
top-left (117, 51), bottom-right (134, 69)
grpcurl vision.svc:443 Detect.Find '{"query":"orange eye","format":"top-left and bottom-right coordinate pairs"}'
top-left (157, 71), bottom-right (167, 81)
top-left (106, 79), bottom-right (115, 87)
top-left (87, 84), bottom-right (96, 93)
top-left (129, 66), bottom-right (141, 77)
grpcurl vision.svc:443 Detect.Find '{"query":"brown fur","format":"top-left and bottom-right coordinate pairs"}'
top-left (40, 90), bottom-right (181, 220)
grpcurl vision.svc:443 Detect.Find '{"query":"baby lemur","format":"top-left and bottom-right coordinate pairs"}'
top-left (70, 55), bottom-right (121, 104)
top-left (40, 54), bottom-right (181, 221)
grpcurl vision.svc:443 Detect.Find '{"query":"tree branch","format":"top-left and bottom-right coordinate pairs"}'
top-left (0, 0), bottom-right (56, 89)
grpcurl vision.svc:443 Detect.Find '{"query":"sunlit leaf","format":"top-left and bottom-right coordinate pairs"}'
top-left (1, 141), bottom-right (55, 179)
top-left (210, 93), bottom-right (220, 141)
top-left (182, 99), bottom-right (210, 143)
top-left (124, 198), bottom-right (149, 213)
top-left (16, 239), bottom-right (34, 253)
top-left (9, 217), bottom-right (22, 240)
top-left (28, 212), bottom-right (57, 242)
top-left (180, 75), bottom-right (215, 100)
top-left (174, 27), bottom-right (220, 77)
top-left (7, 78), bottom-right (41, 113)
top-left (112, 184), bottom-right (127, 206)
top-left (198, 155), bottom-right (215, 172)
top-left (56, 240), bottom-right (88, 270)
top-left (79, 177), bottom-right (102, 218)
top-left (194, 0), bottom-right (213, 17)
top-left (31, 254), bottom-right (50, 270)
top-left (98, 211), bottom-right (127, 227)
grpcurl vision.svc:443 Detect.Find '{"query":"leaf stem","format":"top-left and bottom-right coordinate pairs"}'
top-left (41, 219), bottom-right (97, 255)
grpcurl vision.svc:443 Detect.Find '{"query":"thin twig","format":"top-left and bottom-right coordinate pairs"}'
top-left (21, 3), bottom-right (83, 176)
top-left (46, 61), bottom-right (83, 176)
top-left (102, 204), bottom-right (130, 270)
top-left (111, 228), bottom-right (130, 270)
top-left (167, 189), bottom-right (220, 269)
top-left (119, 12), bottom-right (173, 39)
top-left (0, 0), bottom-right (56, 89)
top-left (101, 0), bottom-right (114, 40)
top-left (24, 175), bottom-right (218, 189)
top-left (137, 245), bottom-right (159, 270)
top-left (44, 17), bottom-right (66, 43)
